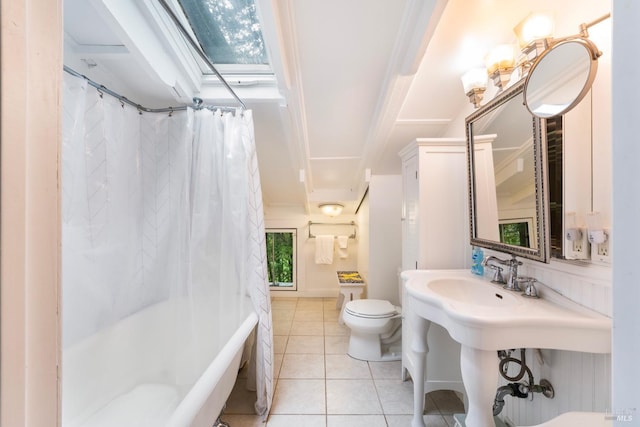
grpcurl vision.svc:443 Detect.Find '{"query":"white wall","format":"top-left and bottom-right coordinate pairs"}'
top-left (499, 259), bottom-right (612, 425)
top-left (265, 207), bottom-right (359, 298)
top-left (1, 1), bottom-right (62, 425)
top-left (368, 175), bottom-right (403, 305)
top-left (611, 1), bottom-right (640, 422)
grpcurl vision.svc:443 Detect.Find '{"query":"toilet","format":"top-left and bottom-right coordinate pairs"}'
top-left (342, 279), bottom-right (402, 361)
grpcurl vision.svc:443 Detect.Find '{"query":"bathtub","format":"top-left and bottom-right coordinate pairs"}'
top-left (62, 295), bottom-right (258, 427)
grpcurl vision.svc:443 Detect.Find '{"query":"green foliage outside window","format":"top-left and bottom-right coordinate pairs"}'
top-left (499, 222), bottom-right (530, 247)
top-left (266, 231), bottom-right (294, 286)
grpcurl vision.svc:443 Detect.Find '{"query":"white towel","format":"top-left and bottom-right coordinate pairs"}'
top-left (315, 235), bottom-right (334, 264)
top-left (337, 235), bottom-right (349, 259)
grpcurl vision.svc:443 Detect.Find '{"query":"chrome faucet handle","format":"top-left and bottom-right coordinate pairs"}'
top-left (504, 276), bottom-right (537, 296)
top-left (486, 264), bottom-right (505, 284)
top-left (520, 277), bottom-right (539, 299)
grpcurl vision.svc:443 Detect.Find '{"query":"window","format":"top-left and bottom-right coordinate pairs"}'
top-left (266, 229), bottom-right (296, 290)
top-left (176, 0), bottom-right (269, 70)
top-left (499, 219), bottom-right (532, 248)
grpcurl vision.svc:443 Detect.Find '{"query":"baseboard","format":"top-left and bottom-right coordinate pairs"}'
top-left (269, 288), bottom-right (338, 298)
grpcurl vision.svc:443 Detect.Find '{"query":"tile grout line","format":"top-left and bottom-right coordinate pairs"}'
top-left (323, 303), bottom-right (328, 426)
top-left (266, 297), bottom-right (462, 426)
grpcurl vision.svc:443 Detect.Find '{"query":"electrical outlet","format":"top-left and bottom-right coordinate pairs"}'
top-left (597, 240), bottom-right (609, 257)
top-left (566, 230), bottom-right (590, 260)
top-left (591, 230), bottom-right (612, 263)
top-left (572, 239), bottom-right (584, 253)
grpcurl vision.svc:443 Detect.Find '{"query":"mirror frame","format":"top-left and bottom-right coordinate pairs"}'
top-left (466, 79), bottom-right (550, 263)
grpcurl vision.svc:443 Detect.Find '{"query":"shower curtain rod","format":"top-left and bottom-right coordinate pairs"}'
top-left (64, 66), bottom-right (240, 114)
top-left (156, 0), bottom-right (247, 110)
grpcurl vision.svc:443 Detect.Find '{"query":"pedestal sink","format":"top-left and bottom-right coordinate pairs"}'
top-left (402, 269), bottom-right (611, 427)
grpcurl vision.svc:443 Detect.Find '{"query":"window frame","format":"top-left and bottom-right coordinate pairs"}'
top-left (498, 217), bottom-right (534, 248)
top-left (175, 0), bottom-right (269, 66)
top-left (143, 0), bottom-right (278, 100)
top-left (265, 228), bottom-right (297, 291)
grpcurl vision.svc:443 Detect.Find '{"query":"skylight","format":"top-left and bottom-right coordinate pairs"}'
top-left (177, 0), bottom-right (269, 67)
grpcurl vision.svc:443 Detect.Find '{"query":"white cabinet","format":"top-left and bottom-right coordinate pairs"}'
top-left (398, 138), bottom-right (469, 397)
top-left (399, 138), bottom-right (471, 270)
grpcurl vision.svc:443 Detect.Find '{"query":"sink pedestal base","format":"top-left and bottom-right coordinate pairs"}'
top-left (410, 316), bottom-right (498, 427)
top-left (410, 315), bottom-right (431, 427)
top-left (460, 346), bottom-right (499, 427)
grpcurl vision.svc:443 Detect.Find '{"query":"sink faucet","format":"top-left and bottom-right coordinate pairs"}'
top-left (482, 255), bottom-right (523, 291)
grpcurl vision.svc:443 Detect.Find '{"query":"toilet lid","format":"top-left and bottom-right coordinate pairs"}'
top-left (345, 299), bottom-right (399, 318)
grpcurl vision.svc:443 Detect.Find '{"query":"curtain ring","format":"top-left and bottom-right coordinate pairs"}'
top-left (137, 106), bottom-right (143, 115)
top-left (168, 107), bottom-right (173, 117)
top-left (97, 86), bottom-right (104, 98)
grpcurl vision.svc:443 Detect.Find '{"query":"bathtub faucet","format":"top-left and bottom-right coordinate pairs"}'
top-left (482, 254), bottom-right (522, 291)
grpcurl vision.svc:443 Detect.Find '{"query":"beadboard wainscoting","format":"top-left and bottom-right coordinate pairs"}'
top-left (498, 258), bottom-right (612, 426)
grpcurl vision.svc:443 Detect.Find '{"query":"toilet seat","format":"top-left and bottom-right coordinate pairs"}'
top-left (345, 299), bottom-right (400, 319)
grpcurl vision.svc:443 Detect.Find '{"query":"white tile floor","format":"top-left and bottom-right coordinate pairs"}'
top-left (223, 297), bottom-right (464, 427)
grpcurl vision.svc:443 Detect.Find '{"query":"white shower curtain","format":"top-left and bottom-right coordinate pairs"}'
top-left (62, 72), bottom-right (273, 420)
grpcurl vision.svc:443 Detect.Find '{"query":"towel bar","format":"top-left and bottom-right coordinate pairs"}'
top-left (308, 221), bottom-right (357, 239)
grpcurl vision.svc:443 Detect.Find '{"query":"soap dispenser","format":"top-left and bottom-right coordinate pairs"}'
top-left (471, 246), bottom-right (484, 276)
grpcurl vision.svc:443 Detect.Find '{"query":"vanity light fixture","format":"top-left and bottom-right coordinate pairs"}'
top-left (485, 44), bottom-right (516, 91)
top-left (514, 13), bottom-right (554, 55)
top-left (461, 67), bottom-right (488, 108)
top-left (462, 12), bottom-right (608, 116)
top-left (319, 203), bottom-right (344, 217)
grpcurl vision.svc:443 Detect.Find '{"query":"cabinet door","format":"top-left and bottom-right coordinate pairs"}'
top-left (419, 145), bottom-right (469, 269)
top-left (402, 154), bottom-right (419, 270)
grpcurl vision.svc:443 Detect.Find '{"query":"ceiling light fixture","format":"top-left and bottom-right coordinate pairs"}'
top-left (319, 203), bottom-right (343, 217)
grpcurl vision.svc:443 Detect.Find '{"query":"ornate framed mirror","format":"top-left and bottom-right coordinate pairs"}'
top-left (466, 80), bottom-right (550, 262)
